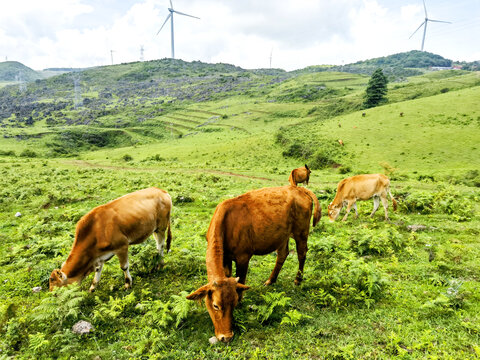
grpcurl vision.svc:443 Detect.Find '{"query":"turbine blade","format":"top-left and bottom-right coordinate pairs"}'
top-left (172, 10), bottom-right (200, 19)
top-left (409, 21), bottom-right (425, 39)
top-left (428, 19), bottom-right (451, 24)
top-left (156, 13), bottom-right (172, 35)
top-left (170, 0), bottom-right (173, 8)
top-left (423, 0), bottom-right (428, 17)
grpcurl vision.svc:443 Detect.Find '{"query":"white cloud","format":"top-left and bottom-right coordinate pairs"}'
top-left (1, 0), bottom-right (479, 70)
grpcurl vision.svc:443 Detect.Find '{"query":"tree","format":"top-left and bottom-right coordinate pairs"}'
top-left (364, 68), bottom-right (388, 108)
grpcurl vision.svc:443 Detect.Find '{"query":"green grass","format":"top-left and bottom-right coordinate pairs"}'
top-left (1, 62), bottom-right (480, 359)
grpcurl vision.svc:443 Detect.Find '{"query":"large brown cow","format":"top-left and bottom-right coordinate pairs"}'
top-left (186, 186), bottom-right (321, 342)
top-left (49, 187), bottom-right (172, 292)
top-left (288, 164), bottom-right (311, 186)
top-left (327, 174), bottom-right (397, 222)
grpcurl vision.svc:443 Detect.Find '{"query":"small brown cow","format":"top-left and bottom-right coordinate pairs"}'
top-left (327, 174), bottom-right (397, 222)
top-left (49, 187), bottom-right (172, 292)
top-left (289, 164), bottom-right (311, 186)
top-left (187, 186), bottom-right (321, 342)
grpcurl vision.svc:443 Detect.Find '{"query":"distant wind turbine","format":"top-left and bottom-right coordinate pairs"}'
top-left (156, 0), bottom-right (200, 59)
top-left (409, 0), bottom-right (451, 51)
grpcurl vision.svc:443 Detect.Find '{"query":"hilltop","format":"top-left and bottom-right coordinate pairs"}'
top-left (0, 61), bottom-right (42, 82)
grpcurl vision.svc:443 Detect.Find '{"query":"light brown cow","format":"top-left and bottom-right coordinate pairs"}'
top-left (49, 187), bottom-right (172, 292)
top-left (186, 186), bottom-right (321, 342)
top-left (327, 174), bottom-right (397, 222)
top-left (288, 164), bottom-right (311, 186)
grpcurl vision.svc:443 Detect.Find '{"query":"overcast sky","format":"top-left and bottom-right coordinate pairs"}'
top-left (1, 0), bottom-right (479, 71)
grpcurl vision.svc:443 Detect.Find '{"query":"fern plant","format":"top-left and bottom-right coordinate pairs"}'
top-left (280, 309), bottom-right (312, 327)
top-left (28, 332), bottom-right (50, 353)
top-left (140, 300), bottom-right (172, 328)
top-left (31, 284), bottom-right (86, 331)
top-left (92, 291), bottom-right (137, 324)
top-left (170, 291), bottom-right (194, 327)
top-left (257, 292), bottom-right (291, 324)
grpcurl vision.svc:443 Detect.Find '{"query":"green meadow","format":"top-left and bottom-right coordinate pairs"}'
top-left (0, 57), bottom-right (479, 359)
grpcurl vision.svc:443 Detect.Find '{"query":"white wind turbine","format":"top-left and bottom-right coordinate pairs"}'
top-left (156, 0), bottom-right (200, 59)
top-left (409, 0), bottom-right (451, 51)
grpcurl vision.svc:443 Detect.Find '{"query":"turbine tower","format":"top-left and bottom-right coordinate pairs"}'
top-left (409, 0), bottom-right (451, 51)
top-left (156, 0), bottom-right (199, 59)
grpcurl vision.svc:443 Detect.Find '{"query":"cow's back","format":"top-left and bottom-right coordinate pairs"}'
top-left (219, 186), bottom-right (312, 256)
top-left (338, 174), bottom-right (387, 200)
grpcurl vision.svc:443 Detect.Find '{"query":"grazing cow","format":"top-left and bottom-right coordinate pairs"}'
top-left (362, 112), bottom-right (366, 117)
top-left (338, 139), bottom-right (344, 146)
top-left (289, 164), bottom-right (311, 186)
top-left (400, 112), bottom-right (404, 117)
top-left (49, 187), bottom-right (172, 292)
top-left (187, 186), bottom-right (321, 342)
top-left (327, 174), bottom-right (397, 222)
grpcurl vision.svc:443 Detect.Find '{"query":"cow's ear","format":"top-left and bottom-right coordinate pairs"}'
top-left (305, 164), bottom-right (309, 170)
top-left (186, 284), bottom-right (210, 301)
top-left (236, 283), bottom-right (250, 292)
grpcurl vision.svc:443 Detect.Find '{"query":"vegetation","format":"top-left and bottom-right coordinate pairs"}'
top-left (0, 54), bottom-right (479, 359)
top-left (364, 68), bottom-right (388, 108)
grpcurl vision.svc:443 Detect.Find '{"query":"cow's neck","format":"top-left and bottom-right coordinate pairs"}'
top-left (61, 245), bottom-right (91, 280)
top-left (205, 232), bottom-right (227, 282)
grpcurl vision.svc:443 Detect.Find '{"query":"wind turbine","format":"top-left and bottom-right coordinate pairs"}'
top-left (409, 0), bottom-right (451, 51)
top-left (156, 0), bottom-right (199, 59)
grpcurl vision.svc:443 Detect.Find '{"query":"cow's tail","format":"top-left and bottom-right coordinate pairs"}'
top-left (289, 170), bottom-right (297, 186)
top-left (298, 187), bottom-right (322, 227)
top-left (166, 219), bottom-right (172, 252)
top-left (388, 189), bottom-right (397, 212)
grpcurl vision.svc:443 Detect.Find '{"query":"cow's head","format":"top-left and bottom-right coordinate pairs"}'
top-left (186, 277), bottom-right (249, 343)
top-left (327, 202), bottom-right (342, 222)
top-left (49, 269), bottom-right (68, 291)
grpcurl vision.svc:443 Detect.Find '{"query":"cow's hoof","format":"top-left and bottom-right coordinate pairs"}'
top-left (264, 280), bottom-right (273, 286)
top-left (294, 279), bottom-right (302, 286)
top-left (124, 283), bottom-right (131, 290)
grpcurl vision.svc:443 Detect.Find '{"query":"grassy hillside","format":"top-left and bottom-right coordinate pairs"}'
top-left (0, 58), bottom-right (479, 359)
top-left (0, 61), bottom-right (42, 82)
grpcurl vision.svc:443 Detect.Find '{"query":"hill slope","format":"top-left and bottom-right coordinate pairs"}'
top-left (0, 61), bottom-right (42, 82)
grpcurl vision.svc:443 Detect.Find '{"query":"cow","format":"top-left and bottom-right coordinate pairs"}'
top-left (186, 186), bottom-right (321, 342)
top-left (49, 187), bottom-right (172, 292)
top-left (327, 174), bottom-right (397, 222)
top-left (338, 139), bottom-right (344, 146)
top-left (288, 164), bottom-right (311, 186)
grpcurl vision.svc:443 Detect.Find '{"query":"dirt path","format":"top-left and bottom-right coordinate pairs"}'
top-left (64, 160), bottom-right (275, 182)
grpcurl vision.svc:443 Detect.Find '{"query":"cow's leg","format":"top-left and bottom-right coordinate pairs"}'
top-left (235, 256), bottom-right (251, 301)
top-left (223, 255), bottom-right (232, 277)
top-left (380, 195), bottom-right (389, 221)
top-left (153, 230), bottom-right (166, 269)
top-left (89, 263), bottom-right (104, 292)
top-left (294, 233), bottom-right (308, 285)
top-left (370, 196), bottom-right (380, 217)
top-left (353, 203), bottom-right (358, 218)
top-left (341, 200), bottom-right (355, 221)
top-left (265, 240), bottom-right (289, 286)
top-left (116, 248), bottom-right (132, 289)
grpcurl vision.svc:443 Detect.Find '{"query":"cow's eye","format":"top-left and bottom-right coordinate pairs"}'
top-left (213, 304), bottom-right (220, 311)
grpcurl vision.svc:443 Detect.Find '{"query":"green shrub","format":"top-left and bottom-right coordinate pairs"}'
top-left (122, 154), bottom-right (133, 161)
top-left (20, 149), bottom-right (38, 158)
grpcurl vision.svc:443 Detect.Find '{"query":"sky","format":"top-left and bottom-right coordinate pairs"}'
top-left (1, 0), bottom-right (479, 71)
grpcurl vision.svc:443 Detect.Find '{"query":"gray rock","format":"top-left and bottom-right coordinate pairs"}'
top-left (72, 320), bottom-right (94, 335)
top-left (407, 224), bottom-right (427, 232)
top-left (209, 336), bottom-right (219, 345)
top-left (32, 286), bottom-right (42, 293)
top-left (15, 212), bottom-right (22, 217)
